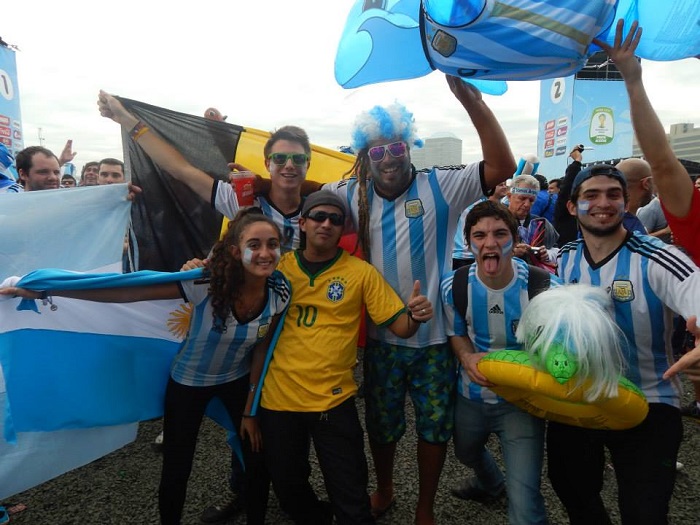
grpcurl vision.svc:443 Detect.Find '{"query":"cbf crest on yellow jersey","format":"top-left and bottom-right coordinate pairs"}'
top-left (262, 249), bottom-right (406, 412)
top-left (326, 277), bottom-right (347, 302)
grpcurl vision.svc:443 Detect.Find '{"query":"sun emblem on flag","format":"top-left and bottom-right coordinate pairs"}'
top-left (327, 279), bottom-right (345, 302)
top-left (168, 302), bottom-right (193, 340)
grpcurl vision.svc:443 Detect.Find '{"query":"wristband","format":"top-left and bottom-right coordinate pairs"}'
top-left (407, 308), bottom-right (426, 324)
top-left (241, 413), bottom-right (255, 418)
top-left (248, 383), bottom-right (257, 393)
top-left (129, 121), bottom-right (150, 142)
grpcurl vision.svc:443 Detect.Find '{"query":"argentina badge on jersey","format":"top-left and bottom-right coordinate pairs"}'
top-left (611, 280), bottom-right (634, 302)
top-left (257, 322), bottom-right (270, 339)
top-left (405, 199), bottom-right (424, 218)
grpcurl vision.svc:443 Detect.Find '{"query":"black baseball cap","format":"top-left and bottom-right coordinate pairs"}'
top-left (571, 164), bottom-right (627, 194)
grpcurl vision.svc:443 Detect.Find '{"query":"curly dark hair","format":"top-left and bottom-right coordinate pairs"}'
top-left (207, 208), bottom-right (281, 331)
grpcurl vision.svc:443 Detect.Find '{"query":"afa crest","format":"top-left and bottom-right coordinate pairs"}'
top-left (611, 280), bottom-right (634, 302)
top-left (327, 279), bottom-right (345, 302)
top-left (257, 323), bottom-right (270, 339)
top-left (405, 199), bottom-right (424, 218)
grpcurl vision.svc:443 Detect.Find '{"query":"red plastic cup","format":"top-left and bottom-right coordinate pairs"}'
top-left (230, 171), bottom-right (256, 207)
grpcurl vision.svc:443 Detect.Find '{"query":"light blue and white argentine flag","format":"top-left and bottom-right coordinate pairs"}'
top-left (0, 185), bottom-right (187, 499)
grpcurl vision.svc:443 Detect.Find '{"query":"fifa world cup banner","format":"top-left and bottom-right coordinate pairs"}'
top-left (538, 76), bottom-right (633, 179)
top-left (0, 45), bottom-right (22, 155)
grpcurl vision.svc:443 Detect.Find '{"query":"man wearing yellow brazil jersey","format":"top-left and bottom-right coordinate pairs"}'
top-left (258, 191), bottom-right (433, 525)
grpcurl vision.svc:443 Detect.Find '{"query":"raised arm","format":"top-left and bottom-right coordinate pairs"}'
top-left (58, 139), bottom-right (77, 167)
top-left (594, 20), bottom-right (692, 217)
top-left (446, 75), bottom-right (516, 190)
top-left (97, 91), bottom-right (216, 202)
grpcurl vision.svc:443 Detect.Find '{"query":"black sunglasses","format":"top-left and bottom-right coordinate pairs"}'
top-left (305, 211), bottom-right (344, 226)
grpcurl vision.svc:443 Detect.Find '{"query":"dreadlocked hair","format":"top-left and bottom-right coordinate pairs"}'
top-left (344, 151), bottom-right (372, 261)
top-left (207, 208), bottom-right (280, 332)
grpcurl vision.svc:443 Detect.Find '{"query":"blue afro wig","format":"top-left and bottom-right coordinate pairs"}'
top-left (350, 102), bottom-right (424, 152)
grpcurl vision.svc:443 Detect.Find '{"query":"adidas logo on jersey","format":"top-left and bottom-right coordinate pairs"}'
top-left (489, 304), bottom-right (504, 315)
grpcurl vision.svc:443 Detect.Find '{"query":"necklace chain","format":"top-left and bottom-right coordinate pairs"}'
top-left (235, 295), bottom-right (264, 317)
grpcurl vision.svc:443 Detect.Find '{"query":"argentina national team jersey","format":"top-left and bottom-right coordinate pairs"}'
top-left (441, 259), bottom-right (560, 403)
top-left (212, 180), bottom-right (302, 253)
top-left (171, 270), bottom-right (291, 387)
top-left (0, 182), bottom-right (22, 193)
top-left (557, 232), bottom-right (700, 407)
top-left (326, 163), bottom-right (485, 348)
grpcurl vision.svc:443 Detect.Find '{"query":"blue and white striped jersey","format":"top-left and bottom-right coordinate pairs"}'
top-left (170, 270), bottom-right (291, 387)
top-left (452, 197), bottom-right (487, 261)
top-left (557, 232), bottom-right (700, 407)
top-left (441, 258), bottom-right (560, 403)
top-left (326, 163), bottom-right (485, 347)
top-left (212, 180), bottom-right (302, 253)
top-left (0, 182), bottom-right (23, 193)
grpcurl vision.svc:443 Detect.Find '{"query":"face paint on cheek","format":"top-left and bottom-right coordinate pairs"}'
top-left (272, 247), bottom-right (281, 263)
top-left (242, 248), bottom-right (254, 266)
top-left (502, 238), bottom-right (513, 256)
top-left (577, 200), bottom-right (591, 214)
top-left (614, 201), bottom-right (625, 217)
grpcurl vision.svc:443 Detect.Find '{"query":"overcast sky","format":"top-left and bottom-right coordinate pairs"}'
top-left (3, 1), bottom-right (698, 168)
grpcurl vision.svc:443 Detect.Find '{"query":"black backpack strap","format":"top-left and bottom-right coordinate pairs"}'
top-left (451, 264), bottom-right (472, 320)
top-left (527, 265), bottom-right (551, 299)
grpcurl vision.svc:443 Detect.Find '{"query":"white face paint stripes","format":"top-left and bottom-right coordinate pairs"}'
top-left (242, 247), bottom-right (254, 266)
top-left (502, 238), bottom-right (513, 256)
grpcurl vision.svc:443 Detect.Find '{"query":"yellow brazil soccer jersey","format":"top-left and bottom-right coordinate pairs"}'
top-left (262, 249), bottom-right (406, 412)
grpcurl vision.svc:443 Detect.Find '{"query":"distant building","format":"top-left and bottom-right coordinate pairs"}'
top-left (633, 123), bottom-right (700, 163)
top-left (411, 133), bottom-right (463, 170)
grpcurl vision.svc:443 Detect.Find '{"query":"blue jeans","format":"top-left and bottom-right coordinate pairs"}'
top-left (453, 395), bottom-right (548, 525)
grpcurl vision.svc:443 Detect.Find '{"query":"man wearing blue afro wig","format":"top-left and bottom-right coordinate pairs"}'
top-left (314, 74), bottom-right (516, 524)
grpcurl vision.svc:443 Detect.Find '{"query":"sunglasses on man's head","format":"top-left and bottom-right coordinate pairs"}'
top-left (305, 211), bottom-right (345, 226)
top-left (368, 141), bottom-right (407, 163)
top-left (268, 153), bottom-right (309, 166)
top-left (588, 166), bottom-right (622, 177)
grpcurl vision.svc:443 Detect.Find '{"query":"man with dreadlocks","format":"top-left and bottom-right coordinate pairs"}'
top-left (321, 75), bottom-right (515, 525)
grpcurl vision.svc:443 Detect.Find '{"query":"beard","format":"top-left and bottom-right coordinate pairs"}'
top-left (578, 216), bottom-right (624, 237)
top-left (369, 157), bottom-right (412, 198)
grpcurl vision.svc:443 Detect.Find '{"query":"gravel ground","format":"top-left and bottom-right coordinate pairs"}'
top-left (5, 369), bottom-right (700, 525)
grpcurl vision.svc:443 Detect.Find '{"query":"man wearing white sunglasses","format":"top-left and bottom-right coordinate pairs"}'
top-left (321, 75), bottom-right (515, 525)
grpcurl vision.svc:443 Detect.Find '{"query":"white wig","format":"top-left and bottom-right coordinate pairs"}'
top-left (516, 284), bottom-right (626, 401)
